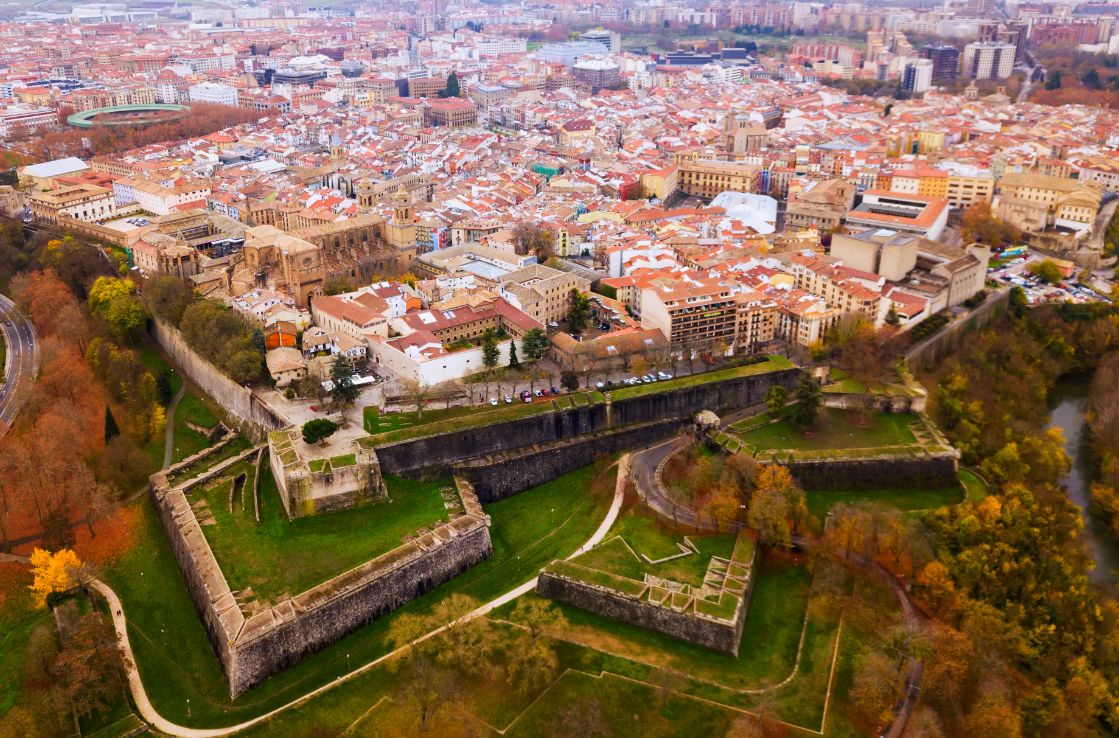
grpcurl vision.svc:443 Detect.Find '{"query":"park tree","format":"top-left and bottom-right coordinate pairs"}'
top-left (142, 275), bottom-right (194, 325)
top-left (103, 405), bottom-right (119, 442)
top-left (747, 486), bottom-right (790, 547)
top-left (401, 378), bottom-right (432, 419)
top-left (1029, 259), bottom-right (1064, 284)
top-left (850, 650), bottom-right (906, 730)
top-left (155, 368), bottom-right (174, 405)
top-left (28, 548), bottom-right (83, 606)
top-left (329, 354), bottom-right (360, 407)
top-left (512, 222), bottom-right (556, 261)
top-left (87, 276), bottom-right (146, 340)
top-left (512, 598), bottom-right (568, 642)
top-left (521, 327), bottom-right (550, 361)
top-left (566, 289), bottom-right (592, 335)
top-left (961, 203), bottom-right (1020, 246)
top-left (301, 418), bottom-right (338, 445)
top-left (885, 303), bottom-right (900, 326)
top-left (385, 595), bottom-right (487, 732)
top-left (33, 236), bottom-right (103, 297)
top-left (482, 331), bottom-right (500, 370)
top-left (792, 372), bottom-right (822, 428)
top-left (179, 300), bottom-right (263, 383)
top-left (507, 339), bottom-right (520, 369)
top-left (442, 71), bottom-right (461, 97)
top-left (560, 369), bottom-right (580, 392)
top-left (765, 385), bottom-right (787, 417)
top-left (53, 613), bottom-right (130, 723)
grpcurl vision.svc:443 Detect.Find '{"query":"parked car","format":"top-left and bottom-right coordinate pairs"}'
top-left (595, 381), bottom-right (605, 389)
top-left (489, 397), bottom-right (498, 406)
top-left (657, 371), bottom-right (672, 380)
top-left (551, 386), bottom-right (561, 395)
top-left (533, 389), bottom-right (545, 397)
top-left (504, 395), bottom-right (513, 404)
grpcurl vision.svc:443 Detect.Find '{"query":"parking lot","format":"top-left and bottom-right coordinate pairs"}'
top-left (987, 253), bottom-right (1113, 306)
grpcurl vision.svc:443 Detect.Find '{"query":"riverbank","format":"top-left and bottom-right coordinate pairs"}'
top-left (1049, 377), bottom-right (1119, 588)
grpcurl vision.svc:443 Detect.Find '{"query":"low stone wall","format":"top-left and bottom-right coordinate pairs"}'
top-left (905, 290), bottom-right (1009, 372)
top-left (537, 570), bottom-right (746, 655)
top-left (456, 419), bottom-right (687, 503)
top-left (822, 392), bottom-right (926, 414)
top-left (375, 367), bottom-right (799, 478)
top-left (228, 517), bottom-right (491, 696)
top-left (151, 319), bottom-right (283, 442)
top-left (150, 462), bottom-right (493, 697)
top-left (784, 451), bottom-right (959, 490)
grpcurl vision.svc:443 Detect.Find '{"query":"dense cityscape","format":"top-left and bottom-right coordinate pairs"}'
top-left (1, 1), bottom-right (1118, 737)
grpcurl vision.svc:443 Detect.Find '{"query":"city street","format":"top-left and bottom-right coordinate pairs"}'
top-left (0, 292), bottom-right (38, 439)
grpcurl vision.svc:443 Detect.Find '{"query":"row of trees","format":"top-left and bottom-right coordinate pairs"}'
top-left (8, 103), bottom-right (267, 160)
top-left (145, 275), bottom-right (264, 383)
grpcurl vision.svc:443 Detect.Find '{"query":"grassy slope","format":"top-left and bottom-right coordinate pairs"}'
top-left (99, 461), bottom-right (616, 727)
top-left (197, 466), bottom-right (450, 602)
top-left (805, 486), bottom-right (965, 518)
top-left (365, 357), bottom-right (795, 446)
top-left (568, 503), bottom-right (736, 588)
top-left (737, 407), bottom-right (917, 451)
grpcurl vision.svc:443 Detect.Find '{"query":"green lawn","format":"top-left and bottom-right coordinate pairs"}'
top-left (0, 566), bottom-right (49, 722)
top-left (805, 485), bottom-right (965, 518)
top-left (195, 465), bottom-right (449, 603)
top-left (138, 345), bottom-right (183, 397)
top-left (568, 504), bottom-right (736, 589)
top-left (529, 554), bottom-right (816, 691)
top-left (99, 461), bottom-right (616, 727)
top-left (362, 357), bottom-right (795, 446)
top-left (363, 398), bottom-right (557, 445)
top-left (610, 355), bottom-right (794, 401)
top-left (734, 408), bottom-right (917, 451)
top-left (166, 392), bottom-right (222, 464)
top-left (167, 436), bottom-right (252, 485)
top-left (959, 469), bottom-right (988, 502)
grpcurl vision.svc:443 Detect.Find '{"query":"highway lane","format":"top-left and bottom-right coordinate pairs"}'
top-left (0, 292), bottom-right (38, 439)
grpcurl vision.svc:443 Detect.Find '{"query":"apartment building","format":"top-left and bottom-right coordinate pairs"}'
top-left (962, 42), bottom-right (1016, 80)
top-left (790, 253), bottom-right (887, 325)
top-left (423, 98), bottom-right (477, 128)
top-left (640, 279), bottom-right (738, 349)
top-left (677, 159), bottom-right (760, 199)
top-left (942, 164), bottom-right (995, 209)
top-left (995, 172), bottom-right (1102, 233)
top-left (30, 183), bottom-right (116, 223)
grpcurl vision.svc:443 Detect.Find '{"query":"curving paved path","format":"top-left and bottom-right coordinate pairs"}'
top-left (90, 454), bottom-right (631, 737)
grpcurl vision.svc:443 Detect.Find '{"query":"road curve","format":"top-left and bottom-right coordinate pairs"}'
top-left (91, 454), bottom-right (631, 737)
top-left (0, 292), bottom-right (38, 439)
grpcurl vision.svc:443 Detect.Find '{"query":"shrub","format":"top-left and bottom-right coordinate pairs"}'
top-left (302, 418), bottom-right (338, 445)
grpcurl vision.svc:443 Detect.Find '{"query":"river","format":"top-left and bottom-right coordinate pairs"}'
top-left (1049, 378), bottom-right (1119, 588)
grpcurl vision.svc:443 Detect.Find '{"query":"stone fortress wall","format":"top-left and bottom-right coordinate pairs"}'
top-left (375, 367), bottom-right (801, 488)
top-left (151, 319), bottom-right (285, 442)
top-left (537, 538), bottom-right (757, 656)
top-left (151, 445), bottom-right (492, 697)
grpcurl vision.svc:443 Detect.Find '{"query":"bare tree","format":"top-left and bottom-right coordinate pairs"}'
top-left (401, 378), bottom-right (431, 419)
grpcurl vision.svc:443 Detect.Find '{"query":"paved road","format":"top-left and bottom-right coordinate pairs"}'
top-left (0, 292), bottom-right (38, 439)
top-left (86, 456), bottom-right (631, 737)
